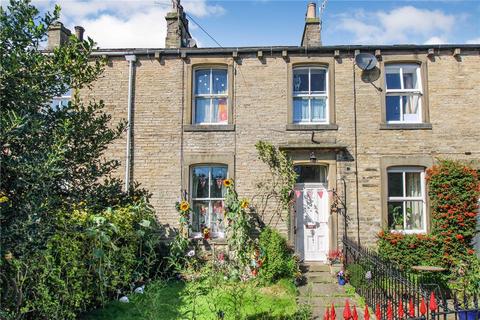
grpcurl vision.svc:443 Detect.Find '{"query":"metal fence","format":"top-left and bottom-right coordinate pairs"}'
top-left (342, 236), bottom-right (479, 320)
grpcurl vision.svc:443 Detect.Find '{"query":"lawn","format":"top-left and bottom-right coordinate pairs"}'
top-left (82, 278), bottom-right (302, 320)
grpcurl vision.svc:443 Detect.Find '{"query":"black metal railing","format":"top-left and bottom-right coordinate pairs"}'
top-left (342, 235), bottom-right (479, 320)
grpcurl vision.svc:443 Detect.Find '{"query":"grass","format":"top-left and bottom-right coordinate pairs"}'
top-left (82, 278), bottom-right (301, 320)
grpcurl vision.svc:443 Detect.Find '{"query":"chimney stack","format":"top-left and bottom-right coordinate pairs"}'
top-left (165, 1), bottom-right (195, 48)
top-left (74, 26), bottom-right (85, 41)
top-left (301, 2), bottom-right (322, 47)
top-left (47, 22), bottom-right (71, 50)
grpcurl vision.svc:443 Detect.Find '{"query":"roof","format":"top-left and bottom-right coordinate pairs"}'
top-left (90, 44), bottom-right (480, 57)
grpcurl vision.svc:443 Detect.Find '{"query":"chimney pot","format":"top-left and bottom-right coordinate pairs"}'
top-left (306, 2), bottom-right (317, 19)
top-left (47, 22), bottom-right (72, 50)
top-left (74, 26), bottom-right (85, 41)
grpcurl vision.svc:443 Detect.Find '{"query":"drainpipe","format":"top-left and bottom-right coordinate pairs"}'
top-left (124, 55), bottom-right (136, 193)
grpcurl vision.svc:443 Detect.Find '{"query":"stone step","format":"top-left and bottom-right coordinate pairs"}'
top-left (301, 263), bottom-right (331, 273)
top-left (299, 296), bottom-right (354, 307)
top-left (298, 283), bottom-right (347, 296)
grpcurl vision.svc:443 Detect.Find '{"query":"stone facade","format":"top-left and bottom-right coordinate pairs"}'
top-left (81, 46), bottom-right (480, 251)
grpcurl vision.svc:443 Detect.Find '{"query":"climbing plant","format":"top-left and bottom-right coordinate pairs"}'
top-left (253, 141), bottom-right (297, 226)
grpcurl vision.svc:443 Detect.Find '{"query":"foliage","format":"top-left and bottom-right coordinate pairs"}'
top-left (258, 227), bottom-right (299, 284)
top-left (448, 254), bottom-right (480, 297)
top-left (426, 160), bottom-right (479, 263)
top-left (253, 141), bottom-right (297, 227)
top-left (83, 278), bottom-right (300, 320)
top-left (1, 200), bottom-right (162, 319)
top-left (346, 264), bottom-right (366, 289)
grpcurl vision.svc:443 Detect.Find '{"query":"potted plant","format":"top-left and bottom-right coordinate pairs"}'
top-left (449, 255), bottom-right (480, 320)
top-left (337, 270), bottom-right (347, 286)
top-left (328, 249), bottom-right (344, 276)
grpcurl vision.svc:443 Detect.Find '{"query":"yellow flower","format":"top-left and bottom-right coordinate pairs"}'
top-left (179, 201), bottom-right (190, 212)
top-left (223, 179), bottom-right (233, 187)
top-left (0, 194), bottom-right (8, 204)
top-left (240, 199), bottom-right (250, 209)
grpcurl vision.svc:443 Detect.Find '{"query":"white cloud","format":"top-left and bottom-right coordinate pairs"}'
top-left (34, 0), bottom-right (225, 48)
top-left (336, 6), bottom-right (456, 44)
top-left (466, 37), bottom-right (480, 44)
top-left (424, 36), bottom-right (447, 44)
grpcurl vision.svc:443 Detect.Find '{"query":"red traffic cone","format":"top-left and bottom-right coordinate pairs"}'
top-left (364, 305), bottom-right (370, 320)
top-left (375, 304), bottom-right (381, 320)
top-left (429, 292), bottom-right (438, 312)
top-left (352, 305), bottom-right (359, 320)
top-left (325, 307), bottom-right (330, 320)
top-left (386, 301), bottom-right (393, 320)
top-left (331, 304), bottom-right (337, 320)
top-left (409, 298), bottom-right (415, 318)
top-left (344, 300), bottom-right (352, 320)
top-left (420, 297), bottom-right (427, 315)
top-left (398, 300), bottom-right (405, 318)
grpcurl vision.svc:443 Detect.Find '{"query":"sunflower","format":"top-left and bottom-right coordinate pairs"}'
top-left (223, 179), bottom-right (233, 187)
top-left (240, 199), bottom-right (250, 209)
top-left (179, 200), bottom-right (190, 212)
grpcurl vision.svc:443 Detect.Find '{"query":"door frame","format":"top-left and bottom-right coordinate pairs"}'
top-left (289, 158), bottom-right (339, 260)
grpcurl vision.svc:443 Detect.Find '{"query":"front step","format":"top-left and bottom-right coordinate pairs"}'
top-left (300, 263), bottom-right (331, 273)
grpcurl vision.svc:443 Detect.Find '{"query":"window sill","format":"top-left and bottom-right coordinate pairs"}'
top-left (190, 237), bottom-right (227, 245)
top-left (379, 123), bottom-right (432, 130)
top-left (286, 124), bottom-right (338, 131)
top-left (184, 124), bottom-right (235, 132)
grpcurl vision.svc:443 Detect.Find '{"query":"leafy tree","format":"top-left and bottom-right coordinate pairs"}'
top-left (0, 0), bottom-right (131, 255)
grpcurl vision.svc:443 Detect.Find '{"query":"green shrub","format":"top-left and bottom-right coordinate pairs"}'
top-left (346, 263), bottom-right (366, 288)
top-left (258, 227), bottom-right (298, 283)
top-left (1, 200), bottom-right (162, 320)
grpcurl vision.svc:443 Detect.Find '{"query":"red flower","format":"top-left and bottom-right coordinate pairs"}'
top-left (455, 234), bottom-right (464, 240)
top-left (467, 249), bottom-right (475, 255)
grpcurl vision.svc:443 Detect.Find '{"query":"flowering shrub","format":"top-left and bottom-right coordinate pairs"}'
top-left (426, 160), bottom-right (479, 263)
top-left (327, 249), bottom-right (343, 264)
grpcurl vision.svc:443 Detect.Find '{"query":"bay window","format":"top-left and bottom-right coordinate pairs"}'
top-left (385, 64), bottom-right (422, 123)
top-left (387, 167), bottom-right (426, 233)
top-left (190, 165), bottom-right (227, 238)
top-left (193, 68), bottom-right (228, 124)
top-left (293, 66), bottom-right (328, 124)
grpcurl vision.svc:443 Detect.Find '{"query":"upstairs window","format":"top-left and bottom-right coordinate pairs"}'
top-left (387, 167), bottom-right (426, 233)
top-left (293, 66), bottom-right (328, 124)
top-left (385, 64), bottom-right (422, 123)
top-left (193, 68), bottom-right (228, 124)
top-left (50, 88), bottom-right (72, 110)
top-left (190, 165), bottom-right (227, 238)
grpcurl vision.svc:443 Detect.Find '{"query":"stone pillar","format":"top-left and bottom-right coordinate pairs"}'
top-left (301, 2), bottom-right (322, 47)
top-left (47, 22), bottom-right (71, 50)
top-left (74, 26), bottom-right (85, 41)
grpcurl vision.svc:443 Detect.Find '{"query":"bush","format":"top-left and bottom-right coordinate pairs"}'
top-left (1, 200), bottom-right (163, 320)
top-left (346, 263), bottom-right (366, 288)
top-left (258, 227), bottom-right (298, 283)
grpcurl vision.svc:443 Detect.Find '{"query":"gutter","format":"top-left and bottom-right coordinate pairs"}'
top-left (124, 54), bottom-right (136, 193)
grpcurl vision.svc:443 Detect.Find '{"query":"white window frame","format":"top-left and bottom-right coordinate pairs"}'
top-left (51, 88), bottom-right (72, 110)
top-left (385, 64), bottom-right (423, 124)
top-left (292, 66), bottom-right (329, 124)
top-left (387, 167), bottom-right (427, 234)
top-left (193, 68), bottom-right (228, 125)
top-left (190, 164), bottom-right (227, 239)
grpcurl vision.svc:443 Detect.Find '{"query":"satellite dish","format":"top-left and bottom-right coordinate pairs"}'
top-left (355, 53), bottom-right (378, 70)
top-left (361, 67), bottom-right (381, 83)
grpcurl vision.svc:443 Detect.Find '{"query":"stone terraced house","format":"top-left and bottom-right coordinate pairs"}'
top-left (48, 2), bottom-right (480, 263)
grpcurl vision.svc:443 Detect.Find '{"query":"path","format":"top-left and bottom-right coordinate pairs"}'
top-left (298, 263), bottom-right (360, 319)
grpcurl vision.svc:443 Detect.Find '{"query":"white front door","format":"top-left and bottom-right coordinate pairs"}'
top-left (295, 183), bottom-right (329, 262)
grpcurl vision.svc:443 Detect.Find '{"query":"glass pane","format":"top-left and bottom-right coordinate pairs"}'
top-left (310, 68), bottom-right (326, 93)
top-left (195, 69), bottom-right (211, 95)
top-left (388, 202), bottom-right (404, 230)
top-left (402, 95), bottom-right (420, 122)
top-left (212, 69), bottom-right (227, 94)
top-left (386, 96), bottom-right (401, 122)
top-left (211, 200), bottom-right (225, 235)
top-left (386, 69), bottom-right (401, 90)
top-left (192, 167), bottom-right (209, 198)
top-left (388, 172), bottom-right (403, 197)
top-left (210, 166), bottom-right (227, 198)
top-left (195, 98), bottom-right (210, 123)
top-left (293, 98), bottom-right (309, 123)
top-left (311, 97), bottom-right (326, 121)
top-left (212, 98), bottom-right (228, 124)
top-left (405, 201), bottom-right (424, 230)
top-left (294, 165), bottom-right (327, 183)
top-left (402, 68), bottom-right (418, 89)
top-left (192, 200), bottom-right (209, 233)
top-left (406, 172), bottom-right (421, 197)
top-left (293, 69), bottom-right (309, 93)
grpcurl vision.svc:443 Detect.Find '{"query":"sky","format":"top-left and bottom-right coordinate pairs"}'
top-left (29, 0), bottom-right (480, 48)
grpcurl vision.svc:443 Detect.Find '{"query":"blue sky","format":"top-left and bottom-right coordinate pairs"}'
top-left (32, 0), bottom-right (480, 48)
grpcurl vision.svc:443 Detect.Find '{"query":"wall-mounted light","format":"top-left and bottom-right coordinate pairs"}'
top-left (310, 151), bottom-right (317, 163)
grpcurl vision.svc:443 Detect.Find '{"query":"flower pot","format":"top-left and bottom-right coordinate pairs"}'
top-left (338, 277), bottom-right (346, 286)
top-left (458, 309), bottom-right (480, 320)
